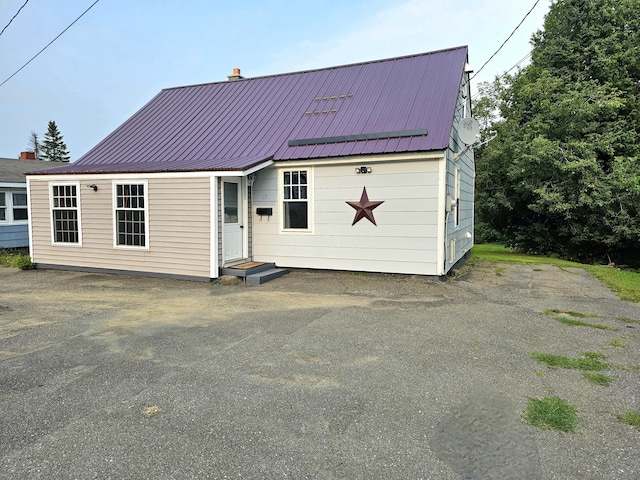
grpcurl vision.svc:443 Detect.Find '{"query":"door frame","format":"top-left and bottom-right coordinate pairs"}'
top-left (221, 176), bottom-right (246, 264)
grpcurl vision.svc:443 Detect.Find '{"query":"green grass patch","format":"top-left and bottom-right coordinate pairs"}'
top-left (542, 309), bottom-right (617, 331)
top-left (529, 351), bottom-right (610, 371)
top-left (472, 244), bottom-right (640, 303)
top-left (582, 372), bottom-right (616, 386)
top-left (607, 339), bottom-right (628, 348)
top-left (523, 396), bottom-right (579, 433)
top-left (0, 249), bottom-right (35, 270)
top-left (495, 266), bottom-right (505, 276)
top-left (615, 316), bottom-right (640, 324)
top-left (616, 412), bottom-right (640, 429)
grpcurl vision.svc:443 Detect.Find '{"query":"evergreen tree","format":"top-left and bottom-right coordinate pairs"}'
top-left (41, 121), bottom-right (70, 162)
top-left (474, 0), bottom-right (640, 266)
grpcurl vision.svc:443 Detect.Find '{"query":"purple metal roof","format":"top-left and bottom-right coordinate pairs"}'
top-left (32, 46), bottom-right (468, 175)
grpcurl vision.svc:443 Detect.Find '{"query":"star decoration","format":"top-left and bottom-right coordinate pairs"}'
top-left (346, 187), bottom-right (384, 226)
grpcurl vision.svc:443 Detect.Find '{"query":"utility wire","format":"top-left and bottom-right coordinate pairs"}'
top-left (470, 0), bottom-right (540, 81)
top-left (0, 0), bottom-right (29, 37)
top-left (0, 0), bottom-right (100, 88)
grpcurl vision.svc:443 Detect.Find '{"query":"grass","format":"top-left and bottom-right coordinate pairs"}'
top-left (529, 351), bottom-right (610, 371)
top-left (542, 309), bottom-right (618, 331)
top-left (0, 249), bottom-right (35, 270)
top-left (582, 372), bottom-right (616, 386)
top-left (472, 244), bottom-right (640, 302)
top-left (523, 396), bottom-right (579, 433)
top-left (617, 412), bottom-right (640, 429)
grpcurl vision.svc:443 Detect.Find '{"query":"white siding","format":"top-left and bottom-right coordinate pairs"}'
top-left (28, 175), bottom-right (212, 279)
top-left (252, 157), bottom-right (444, 275)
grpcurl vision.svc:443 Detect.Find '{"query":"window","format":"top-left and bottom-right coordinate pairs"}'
top-left (12, 193), bottom-right (28, 221)
top-left (52, 184), bottom-right (80, 244)
top-left (283, 170), bottom-right (308, 229)
top-left (115, 183), bottom-right (147, 248)
top-left (0, 192), bottom-right (5, 221)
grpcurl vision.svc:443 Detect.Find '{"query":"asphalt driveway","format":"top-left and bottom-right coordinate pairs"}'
top-left (0, 263), bottom-right (638, 479)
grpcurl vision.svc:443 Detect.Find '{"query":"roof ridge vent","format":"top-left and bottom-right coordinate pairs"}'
top-left (227, 68), bottom-right (244, 81)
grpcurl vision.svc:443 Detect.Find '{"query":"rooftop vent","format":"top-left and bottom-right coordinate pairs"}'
top-left (227, 67), bottom-right (244, 81)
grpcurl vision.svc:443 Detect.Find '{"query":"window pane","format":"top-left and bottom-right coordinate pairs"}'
top-left (292, 171), bottom-right (299, 184)
top-left (284, 186), bottom-right (290, 200)
top-left (300, 171), bottom-right (307, 184)
top-left (13, 208), bottom-right (28, 221)
top-left (0, 209), bottom-right (5, 221)
top-left (0, 192), bottom-right (5, 206)
top-left (13, 193), bottom-right (27, 206)
top-left (284, 172), bottom-right (290, 185)
top-left (300, 186), bottom-right (307, 199)
top-left (284, 201), bottom-right (308, 229)
top-left (292, 186), bottom-right (299, 199)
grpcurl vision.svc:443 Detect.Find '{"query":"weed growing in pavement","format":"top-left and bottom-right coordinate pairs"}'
top-left (495, 266), bottom-right (505, 276)
top-left (615, 316), bottom-right (640, 324)
top-left (616, 411), bottom-right (640, 428)
top-left (542, 309), bottom-right (618, 330)
top-left (529, 351), bottom-right (610, 371)
top-left (606, 339), bottom-right (628, 349)
top-left (523, 396), bottom-right (579, 433)
top-left (0, 249), bottom-right (35, 270)
top-left (582, 372), bottom-right (616, 386)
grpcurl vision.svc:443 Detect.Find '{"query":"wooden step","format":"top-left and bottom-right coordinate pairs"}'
top-left (220, 262), bottom-right (288, 284)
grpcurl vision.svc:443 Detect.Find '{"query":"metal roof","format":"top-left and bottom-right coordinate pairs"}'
top-left (31, 46), bottom-right (468, 176)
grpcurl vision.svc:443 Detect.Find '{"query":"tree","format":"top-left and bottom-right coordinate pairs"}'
top-left (41, 121), bottom-right (70, 162)
top-left (474, 0), bottom-right (640, 266)
top-left (27, 131), bottom-right (42, 160)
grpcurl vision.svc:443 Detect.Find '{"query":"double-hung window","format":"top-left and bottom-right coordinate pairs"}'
top-left (282, 170), bottom-right (308, 230)
top-left (114, 183), bottom-right (147, 248)
top-left (12, 193), bottom-right (28, 221)
top-left (0, 191), bottom-right (28, 223)
top-left (51, 184), bottom-right (80, 244)
top-left (0, 192), bottom-right (5, 221)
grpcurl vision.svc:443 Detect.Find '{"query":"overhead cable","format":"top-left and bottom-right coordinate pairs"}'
top-left (0, 0), bottom-right (29, 37)
top-left (470, 0), bottom-right (540, 81)
top-left (0, 0), bottom-right (100, 88)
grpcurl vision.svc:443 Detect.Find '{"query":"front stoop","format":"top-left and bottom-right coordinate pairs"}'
top-left (220, 262), bottom-right (288, 285)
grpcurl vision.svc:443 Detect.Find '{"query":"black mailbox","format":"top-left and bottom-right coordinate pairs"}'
top-left (256, 207), bottom-right (273, 216)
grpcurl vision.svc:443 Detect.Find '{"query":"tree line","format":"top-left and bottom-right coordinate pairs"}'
top-left (473, 0), bottom-right (639, 267)
top-left (27, 120), bottom-right (70, 162)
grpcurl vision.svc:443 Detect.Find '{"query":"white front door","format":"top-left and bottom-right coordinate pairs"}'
top-left (222, 178), bottom-right (243, 262)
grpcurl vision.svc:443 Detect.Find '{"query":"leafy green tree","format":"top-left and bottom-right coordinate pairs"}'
top-left (474, 0), bottom-right (640, 266)
top-left (41, 121), bottom-right (70, 162)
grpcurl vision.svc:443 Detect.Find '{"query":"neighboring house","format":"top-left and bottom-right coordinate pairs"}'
top-left (27, 46), bottom-right (476, 281)
top-left (0, 154), bottom-right (57, 248)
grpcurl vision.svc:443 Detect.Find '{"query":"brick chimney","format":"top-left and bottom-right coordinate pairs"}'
top-left (20, 151), bottom-right (36, 160)
top-left (227, 67), bottom-right (244, 81)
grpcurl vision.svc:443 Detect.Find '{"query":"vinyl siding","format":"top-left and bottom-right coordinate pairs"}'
top-left (252, 157), bottom-right (443, 275)
top-left (0, 224), bottom-right (29, 248)
top-left (445, 71), bottom-right (475, 271)
top-left (29, 176), bottom-right (211, 279)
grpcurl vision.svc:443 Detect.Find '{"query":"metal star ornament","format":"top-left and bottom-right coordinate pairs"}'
top-left (346, 187), bottom-right (384, 226)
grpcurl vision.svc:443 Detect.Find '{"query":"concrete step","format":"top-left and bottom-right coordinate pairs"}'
top-left (246, 268), bottom-right (288, 285)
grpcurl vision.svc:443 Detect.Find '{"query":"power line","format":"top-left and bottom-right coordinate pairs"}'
top-left (470, 0), bottom-right (540, 81)
top-left (0, 0), bottom-right (100, 88)
top-left (0, 0), bottom-right (29, 37)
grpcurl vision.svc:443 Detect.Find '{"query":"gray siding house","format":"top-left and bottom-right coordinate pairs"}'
top-left (27, 46), bottom-right (476, 280)
top-left (1, 155), bottom-right (57, 248)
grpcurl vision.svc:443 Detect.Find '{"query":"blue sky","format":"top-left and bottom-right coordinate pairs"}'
top-left (0, 0), bottom-right (550, 160)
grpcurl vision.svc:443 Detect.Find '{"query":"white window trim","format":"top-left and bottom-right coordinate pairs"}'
top-left (49, 181), bottom-right (83, 247)
top-left (112, 180), bottom-right (149, 251)
top-left (278, 167), bottom-right (313, 234)
top-left (0, 189), bottom-right (29, 225)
